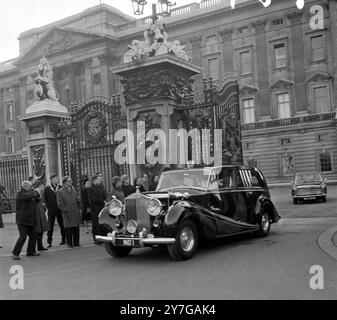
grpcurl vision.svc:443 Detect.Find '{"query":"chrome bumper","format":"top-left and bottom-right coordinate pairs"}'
top-left (293, 193), bottom-right (326, 199)
top-left (95, 231), bottom-right (176, 247)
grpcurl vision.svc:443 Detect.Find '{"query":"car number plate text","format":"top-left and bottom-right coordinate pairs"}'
top-left (123, 239), bottom-right (134, 246)
top-left (304, 197), bottom-right (315, 200)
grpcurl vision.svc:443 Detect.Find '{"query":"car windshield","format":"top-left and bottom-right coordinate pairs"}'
top-left (157, 169), bottom-right (211, 191)
top-left (295, 174), bottom-right (322, 183)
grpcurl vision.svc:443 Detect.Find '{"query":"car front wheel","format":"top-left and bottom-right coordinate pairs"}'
top-left (256, 211), bottom-right (270, 237)
top-left (104, 243), bottom-right (132, 258)
top-left (167, 220), bottom-right (199, 261)
top-left (293, 198), bottom-right (298, 205)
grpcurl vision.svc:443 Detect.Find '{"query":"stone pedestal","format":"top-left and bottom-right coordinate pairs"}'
top-left (18, 100), bottom-right (69, 184)
top-left (113, 55), bottom-right (201, 181)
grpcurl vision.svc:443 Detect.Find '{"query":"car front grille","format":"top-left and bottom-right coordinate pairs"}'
top-left (297, 187), bottom-right (322, 196)
top-left (125, 195), bottom-right (151, 233)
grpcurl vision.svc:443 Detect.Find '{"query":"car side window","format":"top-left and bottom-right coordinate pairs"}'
top-left (235, 170), bottom-right (245, 188)
top-left (250, 169), bottom-right (265, 188)
top-left (219, 169), bottom-right (234, 189)
top-left (208, 173), bottom-right (219, 191)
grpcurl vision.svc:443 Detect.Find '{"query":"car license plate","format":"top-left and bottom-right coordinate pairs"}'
top-left (122, 239), bottom-right (134, 246)
top-left (304, 197), bottom-right (315, 200)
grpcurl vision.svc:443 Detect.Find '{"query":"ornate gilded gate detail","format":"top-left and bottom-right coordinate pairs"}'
top-left (58, 96), bottom-right (127, 195)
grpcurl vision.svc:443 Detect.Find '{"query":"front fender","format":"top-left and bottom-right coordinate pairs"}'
top-left (255, 196), bottom-right (280, 223)
top-left (98, 207), bottom-right (115, 232)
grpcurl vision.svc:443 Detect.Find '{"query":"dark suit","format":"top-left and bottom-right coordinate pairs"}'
top-left (12, 189), bottom-right (39, 256)
top-left (88, 184), bottom-right (106, 241)
top-left (44, 184), bottom-right (65, 245)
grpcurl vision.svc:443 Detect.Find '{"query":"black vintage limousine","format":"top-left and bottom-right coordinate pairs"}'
top-left (96, 166), bottom-right (280, 261)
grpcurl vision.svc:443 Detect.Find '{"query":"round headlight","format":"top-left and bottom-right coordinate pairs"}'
top-left (109, 199), bottom-right (123, 217)
top-left (126, 220), bottom-right (138, 234)
top-left (147, 198), bottom-right (162, 217)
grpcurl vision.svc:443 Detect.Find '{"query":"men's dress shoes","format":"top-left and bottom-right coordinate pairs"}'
top-left (47, 244), bottom-right (52, 248)
top-left (59, 241), bottom-right (66, 245)
top-left (38, 247), bottom-right (48, 251)
top-left (12, 255), bottom-right (21, 260)
top-left (26, 252), bottom-right (41, 257)
top-left (74, 244), bottom-right (81, 247)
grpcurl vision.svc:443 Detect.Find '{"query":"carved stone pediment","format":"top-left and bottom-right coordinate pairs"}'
top-left (306, 72), bottom-right (331, 83)
top-left (16, 27), bottom-right (104, 65)
top-left (270, 79), bottom-right (294, 89)
top-left (239, 84), bottom-right (258, 95)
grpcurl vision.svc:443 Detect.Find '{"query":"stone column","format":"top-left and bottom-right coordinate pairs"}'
top-left (18, 101), bottom-right (69, 185)
top-left (84, 58), bottom-right (93, 98)
top-left (287, 12), bottom-right (307, 113)
top-left (220, 29), bottom-right (234, 73)
top-left (252, 20), bottom-right (270, 117)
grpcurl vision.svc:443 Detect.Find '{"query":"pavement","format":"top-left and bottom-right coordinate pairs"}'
top-left (0, 187), bottom-right (336, 300)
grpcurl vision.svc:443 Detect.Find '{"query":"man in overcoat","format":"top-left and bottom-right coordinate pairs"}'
top-left (88, 175), bottom-right (107, 244)
top-left (12, 181), bottom-right (41, 260)
top-left (56, 176), bottom-right (81, 248)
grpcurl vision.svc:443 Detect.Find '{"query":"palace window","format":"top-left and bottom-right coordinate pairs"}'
top-left (5, 103), bottom-right (13, 121)
top-left (272, 18), bottom-right (284, 26)
top-left (281, 137), bottom-right (291, 146)
top-left (7, 137), bottom-right (14, 154)
top-left (273, 43), bottom-right (287, 68)
top-left (314, 86), bottom-right (330, 113)
top-left (205, 35), bottom-right (218, 54)
top-left (66, 88), bottom-right (70, 106)
top-left (239, 50), bottom-right (252, 75)
top-left (239, 26), bottom-right (249, 35)
top-left (276, 92), bottom-right (291, 119)
top-left (242, 98), bottom-right (255, 123)
top-left (207, 57), bottom-right (220, 80)
top-left (318, 133), bottom-right (329, 142)
top-left (319, 152), bottom-right (332, 172)
top-left (311, 35), bottom-right (324, 61)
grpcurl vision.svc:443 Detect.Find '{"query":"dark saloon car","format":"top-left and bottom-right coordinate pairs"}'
top-left (291, 173), bottom-right (327, 204)
top-left (96, 166), bottom-right (280, 261)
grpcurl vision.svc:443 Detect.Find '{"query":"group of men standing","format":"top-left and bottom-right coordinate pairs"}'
top-left (11, 172), bottom-right (108, 260)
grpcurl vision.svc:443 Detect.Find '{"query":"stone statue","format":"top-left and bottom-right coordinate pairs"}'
top-left (124, 21), bottom-right (190, 63)
top-left (34, 56), bottom-right (59, 102)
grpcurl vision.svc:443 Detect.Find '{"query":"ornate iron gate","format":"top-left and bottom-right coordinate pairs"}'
top-left (183, 75), bottom-right (243, 166)
top-left (59, 96), bottom-right (127, 196)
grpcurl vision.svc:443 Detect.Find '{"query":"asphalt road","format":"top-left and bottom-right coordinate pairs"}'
top-left (0, 187), bottom-right (336, 300)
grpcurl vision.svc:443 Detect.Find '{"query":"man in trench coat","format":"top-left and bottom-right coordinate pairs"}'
top-left (56, 176), bottom-right (81, 248)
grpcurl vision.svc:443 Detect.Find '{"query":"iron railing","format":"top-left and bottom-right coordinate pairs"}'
top-left (0, 152), bottom-right (29, 211)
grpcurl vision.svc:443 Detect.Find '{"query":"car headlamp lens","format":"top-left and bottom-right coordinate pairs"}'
top-left (109, 199), bottom-right (123, 217)
top-left (126, 220), bottom-right (138, 234)
top-left (147, 198), bottom-right (162, 217)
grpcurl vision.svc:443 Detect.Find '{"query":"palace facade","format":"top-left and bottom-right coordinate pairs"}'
top-left (1, 0), bottom-right (337, 183)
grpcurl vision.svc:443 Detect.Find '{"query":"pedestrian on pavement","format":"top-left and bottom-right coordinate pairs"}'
top-left (95, 172), bottom-right (107, 200)
top-left (141, 173), bottom-right (150, 191)
top-left (88, 174), bottom-right (107, 245)
top-left (149, 174), bottom-right (160, 191)
top-left (121, 174), bottom-right (136, 198)
top-left (134, 177), bottom-right (146, 193)
top-left (34, 183), bottom-right (49, 251)
top-left (111, 176), bottom-right (125, 203)
top-left (81, 179), bottom-right (91, 234)
top-left (44, 174), bottom-right (66, 247)
top-left (12, 181), bottom-right (41, 260)
top-left (56, 176), bottom-right (81, 248)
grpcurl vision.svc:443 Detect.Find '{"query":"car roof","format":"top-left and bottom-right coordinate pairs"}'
top-left (162, 165), bottom-right (256, 174)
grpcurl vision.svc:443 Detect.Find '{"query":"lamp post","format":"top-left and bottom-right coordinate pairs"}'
top-left (131, 0), bottom-right (176, 22)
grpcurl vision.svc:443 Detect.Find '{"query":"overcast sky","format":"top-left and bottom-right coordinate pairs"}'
top-left (0, 0), bottom-right (194, 63)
